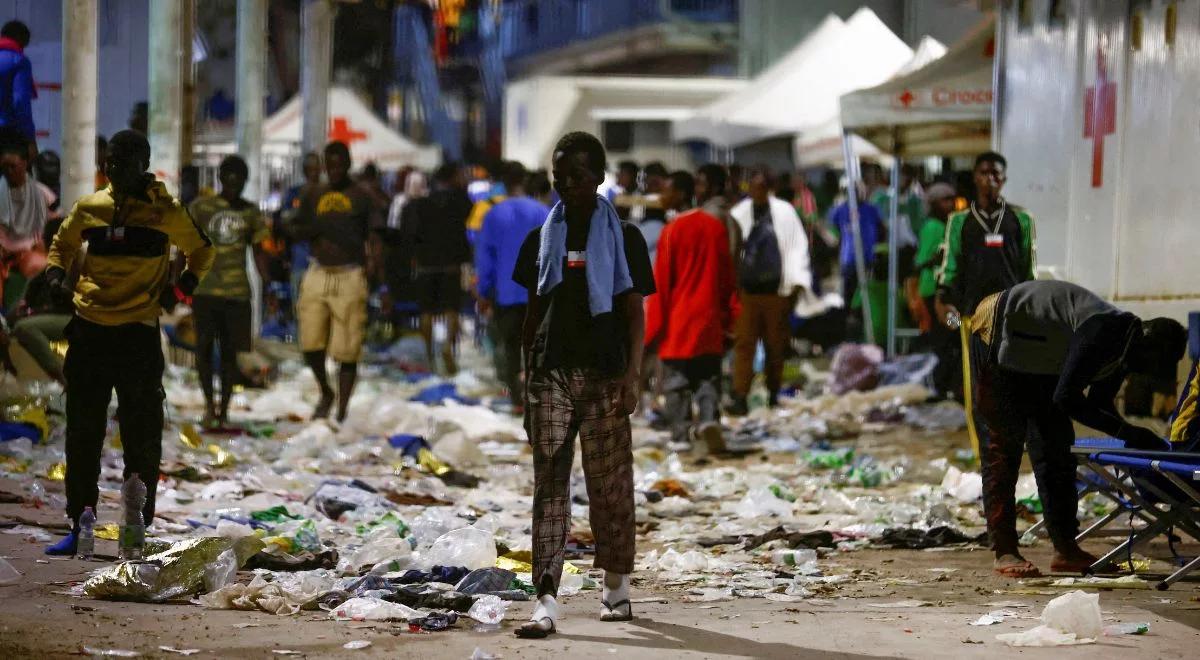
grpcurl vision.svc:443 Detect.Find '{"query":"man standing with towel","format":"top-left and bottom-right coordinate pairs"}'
top-left (511, 132), bottom-right (655, 637)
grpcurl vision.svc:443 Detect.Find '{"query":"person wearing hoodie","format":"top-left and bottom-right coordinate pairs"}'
top-left (727, 167), bottom-right (811, 415)
top-left (44, 130), bottom-right (215, 556)
top-left (0, 21), bottom-right (35, 154)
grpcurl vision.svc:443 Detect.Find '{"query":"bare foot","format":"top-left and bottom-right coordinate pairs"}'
top-left (1050, 548), bottom-right (1098, 574)
top-left (312, 393), bottom-right (334, 420)
top-left (993, 553), bottom-right (1042, 578)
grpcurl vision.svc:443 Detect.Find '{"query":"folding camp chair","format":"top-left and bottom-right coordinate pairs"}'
top-left (1073, 449), bottom-right (1200, 589)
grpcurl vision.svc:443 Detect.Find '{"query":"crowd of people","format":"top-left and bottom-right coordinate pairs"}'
top-left (1, 23), bottom-right (1190, 627)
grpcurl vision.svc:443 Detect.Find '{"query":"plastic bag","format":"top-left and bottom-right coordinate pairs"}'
top-left (202, 548), bottom-right (238, 592)
top-left (455, 568), bottom-right (516, 595)
top-left (733, 486), bottom-right (794, 518)
top-left (996, 590), bottom-right (1101, 647)
top-left (0, 557), bottom-right (21, 585)
top-left (347, 536), bottom-right (412, 571)
top-left (940, 466), bottom-right (983, 502)
top-left (423, 527), bottom-right (496, 570)
top-left (829, 343), bottom-right (884, 394)
top-left (467, 594), bottom-right (510, 624)
top-left (1041, 591), bottom-right (1101, 640)
top-left (328, 596), bottom-right (421, 621)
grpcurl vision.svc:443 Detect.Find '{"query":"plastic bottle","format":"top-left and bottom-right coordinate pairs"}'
top-left (77, 507), bottom-right (96, 560)
top-left (119, 474), bottom-right (147, 560)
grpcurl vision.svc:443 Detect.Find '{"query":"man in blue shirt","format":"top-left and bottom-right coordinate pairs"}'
top-left (828, 186), bottom-right (883, 331)
top-left (0, 21), bottom-right (36, 154)
top-left (476, 161), bottom-right (548, 409)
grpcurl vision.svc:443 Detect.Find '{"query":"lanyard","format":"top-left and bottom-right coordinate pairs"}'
top-left (970, 200), bottom-right (1007, 235)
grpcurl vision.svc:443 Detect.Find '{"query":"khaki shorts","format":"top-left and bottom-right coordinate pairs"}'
top-left (298, 265), bottom-right (368, 363)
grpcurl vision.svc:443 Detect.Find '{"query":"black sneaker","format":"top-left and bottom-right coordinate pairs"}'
top-left (725, 397), bottom-right (749, 417)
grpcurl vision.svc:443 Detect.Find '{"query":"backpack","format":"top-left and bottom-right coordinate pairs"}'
top-left (739, 212), bottom-right (783, 291)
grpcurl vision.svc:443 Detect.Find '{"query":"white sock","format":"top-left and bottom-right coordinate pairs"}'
top-left (602, 572), bottom-right (630, 606)
top-left (530, 594), bottom-right (558, 624)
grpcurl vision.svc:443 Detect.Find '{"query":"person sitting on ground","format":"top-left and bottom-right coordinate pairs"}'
top-left (968, 279), bottom-right (1186, 578)
top-left (188, 155), bottom-right (270, 428)
top-left (0, 128), bottom-right (52, 310)
top-left (44, 129), bottom-right (215, 556)
top-left (512, 131), bottom-right (654, 637)
top-left (0, 215), bottom-right (76, 383)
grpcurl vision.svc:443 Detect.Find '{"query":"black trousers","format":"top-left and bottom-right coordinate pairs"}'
top-left (662, 355), bottom-right (722, 445)
top-left (64, 317), bottom-right (164, 527)
top-left (490, 303), bottom-right (527, 404)
top-left (923, 296), bottom-right (961, 399)
top-left (970, 333), bottom-right (1079, 552)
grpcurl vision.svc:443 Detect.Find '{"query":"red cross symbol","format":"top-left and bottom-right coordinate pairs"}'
top-left (1083, 46), bottom-right (1116, 188)
top-left (328, 117), bottom-right (367, 144)
top-left (897, 89), bottom-right (914, 108)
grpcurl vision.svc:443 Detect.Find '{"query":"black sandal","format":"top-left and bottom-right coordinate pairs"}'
top-left (600, 599), bottom-right (633, 622)
top-left (515, 617), bottom-right (557, 639)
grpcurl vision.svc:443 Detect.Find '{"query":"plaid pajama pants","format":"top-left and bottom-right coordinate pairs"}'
top-left (527, 368), bottom-right (636, 596)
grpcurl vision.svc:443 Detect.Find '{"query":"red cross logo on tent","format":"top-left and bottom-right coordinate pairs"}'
top-left (897, 90), bottom-right (915, 108)
top-left (328, 117), bottom-right (367, 144)
top-left (1083, 45), bottom-right (1116, 188)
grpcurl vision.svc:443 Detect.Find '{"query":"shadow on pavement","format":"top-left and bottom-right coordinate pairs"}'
top-left (558, 617), bottom-right (902, 659)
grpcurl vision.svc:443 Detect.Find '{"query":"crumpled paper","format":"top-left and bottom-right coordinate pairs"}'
top-left (84, 536), bottom-right (263, 602)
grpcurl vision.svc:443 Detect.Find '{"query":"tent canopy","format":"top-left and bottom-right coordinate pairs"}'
top-left (263, 87), bottom-right (442, 170)
top-left (674, 8), bottom-right (912, 151)
top-left (503, 75), bottom-right (744, 169)
top-left (839, 17), bottom-right (995, 157)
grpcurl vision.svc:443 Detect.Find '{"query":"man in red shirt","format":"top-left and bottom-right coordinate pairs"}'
top-left (646, 171), bottom-right (735, 452)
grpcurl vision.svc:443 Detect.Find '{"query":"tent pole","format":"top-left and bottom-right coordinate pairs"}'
top-left (887, 150), bottom-right (900, 358)
top-left (841, 131), bottom-right (874, 345)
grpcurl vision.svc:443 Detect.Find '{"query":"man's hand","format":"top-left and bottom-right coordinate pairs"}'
top-left (616, 370), bottom-right (640, 416)
top-left (477, 297), bottom-right (493, 318)
top-left (1120, 425), bottom-right (1171, 451)
top-left (935, 298), bottom-right (960, 328)
top-left (45, 267), bottom-right (73, 308)
top-left (178, 271), bottom-right (200, 297)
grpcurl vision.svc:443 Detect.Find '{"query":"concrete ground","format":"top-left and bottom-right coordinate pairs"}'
top-left (2, 491), bottom-right (1198, 659)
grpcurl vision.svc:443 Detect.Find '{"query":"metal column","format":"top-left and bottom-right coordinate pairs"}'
top-left (237, 0), bottom-right (269, 200)
top-left (148, 0), bottom-right (184, 193)
top-left (301, 0), bottom-right (335, 154)
top-left (61, 0), bottom-right (97, 211)
top-left (887, 154), bottom-right (901, 357)
top-left (180, 0), bottom-right (196, 166)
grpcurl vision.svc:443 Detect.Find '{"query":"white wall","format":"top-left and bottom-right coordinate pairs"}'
top-left (998, 0), bottom-right (1200, 321)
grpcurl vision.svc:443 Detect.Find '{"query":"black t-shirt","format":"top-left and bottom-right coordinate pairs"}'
top-left (400, 189), bottom-right (473, 271)
top-left (296, 181), bottom-right (377, 266)
top-left (953, 206), bottom-right (1031, 313)
top-left (512, 220), bottom-right (655, 376)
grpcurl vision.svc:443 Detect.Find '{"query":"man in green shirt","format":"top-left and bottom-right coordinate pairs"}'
top-left (913, 182), bottom-right (958, 397)
top-left (188, 155), bottom-right (270, 427)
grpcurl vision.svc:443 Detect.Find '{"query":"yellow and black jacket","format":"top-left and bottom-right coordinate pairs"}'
top-left (48, 179), bottom-right (215, 326)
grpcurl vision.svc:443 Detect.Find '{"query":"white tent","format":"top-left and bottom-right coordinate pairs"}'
top-left (261, 87), bottom-right (442, 170)
top-left (674, 8), bottom-right (912, 154)
top-left (838, 17), bottom-right (994, 156)
top-left (791, 36), bottom-right (944, 166)
top-left (503, 75), bottom-right (745, 170)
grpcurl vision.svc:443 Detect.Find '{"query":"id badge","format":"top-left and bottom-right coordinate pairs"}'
top-left (566, 250), bottom-right (587, 268)
top-left (984, 233), bottom-right (1004, 248)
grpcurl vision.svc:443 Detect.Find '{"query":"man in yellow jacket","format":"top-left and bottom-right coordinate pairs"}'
top-left (44, 130), bottom-right (214, 556)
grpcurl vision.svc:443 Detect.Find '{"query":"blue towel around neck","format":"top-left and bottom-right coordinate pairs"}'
top-left (536, 194), bottom-right (633, 316)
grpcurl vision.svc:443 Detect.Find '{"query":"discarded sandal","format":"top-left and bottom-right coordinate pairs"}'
top-left (600, 599), bottom-right (633, 622)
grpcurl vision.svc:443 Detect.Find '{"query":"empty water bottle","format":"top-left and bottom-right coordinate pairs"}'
top-left (119, 474), bottom-right (147, 560)
top-left (77, 507), bottom-right (96, 560)
top-left (945, 310), bottom-right (962, 329)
